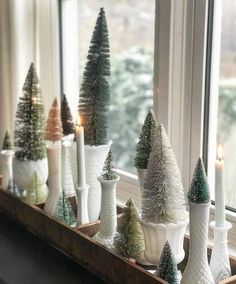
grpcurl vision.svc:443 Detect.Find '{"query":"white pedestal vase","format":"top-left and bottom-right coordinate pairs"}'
top-left (181, 202), bottom-right (214, 284)
top-left (140, 218), bottom-right (188, 265)
top-left (0, 150), bottom-right (14, 190)
top-left (44, 143), bottom-right (62, 215)
top-left (13, 157), bottom-right (48, 202)
top-left (61, 141), bottom-right (75, 197)
top-left (76, 184), bottom-right (89, 226)
top-left (85, 141), bottom-right (112, 222)
top-left (93, 176), bottom-right (120, 249)
top-left (210, 221), bottom-right (232, 283)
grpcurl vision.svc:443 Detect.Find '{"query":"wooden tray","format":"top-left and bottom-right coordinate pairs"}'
top-left (0, 188), bottom-right (236, 284)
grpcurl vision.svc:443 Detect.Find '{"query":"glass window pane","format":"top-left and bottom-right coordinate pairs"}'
top-left (216, 0), bottom-right (236, 208)
top-left (77, 0), bottom-right (155, 173)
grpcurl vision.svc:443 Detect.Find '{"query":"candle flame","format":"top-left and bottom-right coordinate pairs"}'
top-left (77, 115), bottom-right (81, 126)
top-left (217, 145), bottom-right (223, 161)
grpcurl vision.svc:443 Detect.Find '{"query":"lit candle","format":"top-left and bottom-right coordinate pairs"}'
top-left (215, 145), bottom-right (225, 227)
top-left (76, 115), bottom-right (86, 187)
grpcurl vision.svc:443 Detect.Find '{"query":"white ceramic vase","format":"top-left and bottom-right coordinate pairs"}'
top-left (0, 150), bottom-right (14, 190)
top-left (13, 156), bottom-right (48, 202)
top-left (181, 202), bottom-right (214, 284)
top-left (84, 141), bottom-right (112, 222)
top-left (140, 218), bottom-right (189, 265)
top-left (61, 141), bottom-right (75, 197)
top-left (93, 176), bottom-right (120, 249)
top-left (210, 221), bottom-right (232, 283)
top-left (44, 143), bottom-right (62, 215)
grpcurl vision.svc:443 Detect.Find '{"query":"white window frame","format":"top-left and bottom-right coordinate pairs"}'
top-left (60, 0), bottom-right (236, 253)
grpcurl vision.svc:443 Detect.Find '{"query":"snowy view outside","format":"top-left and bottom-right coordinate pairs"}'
top-left (217, 0), bottom-right (236, 208)
top-left (77, 0), bottom-right (155, 173)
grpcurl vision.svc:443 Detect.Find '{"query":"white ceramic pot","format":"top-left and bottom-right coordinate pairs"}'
top-left (181, 202), bottom-right (214, 284)
top-left (44, 144), bottom-right (62, 215)
top-left (140, 217), bottom-right (189, 265)
top-left (13, 156), bottom-right (48, 194)
top-left (0, 150), bottom-right (14, 190)
top-left (93, 176), bottom-right (120, 249)
top-left (85, 141), bottom-right (112, 222)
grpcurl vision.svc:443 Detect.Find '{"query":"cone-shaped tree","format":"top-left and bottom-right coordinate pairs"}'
top-left (45, 98), bottom-right (63, 142)
top-left (100, 150), bottom-right (118, 180)
top-left (155, 241), bottom-right (178, 284)
top-left (141, 124), bottom-right (186, 224)
top-left (134, 110), bottom-right (158, 169)
top-left (113, 199), bottom-right (144, 259)
top-left (2, 131), bottom-right (13, 150)
top-left (188, 158), bottom-right (210, 203)
top-left (54, 191), bottom-right (76, 226)
top-left (78, 7), bottom-right (110, 146)
top-left (14, 63), bottom-right (46, 161)
top-left (61, 94), bottom-right (75, 136)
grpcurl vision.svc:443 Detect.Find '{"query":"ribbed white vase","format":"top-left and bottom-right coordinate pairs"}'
top-left (93, 176), bottom-right (120, 249)
top-left (85, 141), bottom-right (112, 222)
top-left (61, 141), bottom-right (75, 197)
top-left (44, 143), bottom-right (62, 215)
top-left (181, 202), bottom-right (214, 284)
top-left (13, 156), bottom-right (48, 202)
top-left (210, 221), bottom-right (232, 283)
top-left (140, 218), bottom-right (188, 265)
top-left (0, 150), bottom-right (14, 190)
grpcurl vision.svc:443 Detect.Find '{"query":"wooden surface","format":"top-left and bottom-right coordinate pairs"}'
top-left (0, 189), bottom-right (167, 284)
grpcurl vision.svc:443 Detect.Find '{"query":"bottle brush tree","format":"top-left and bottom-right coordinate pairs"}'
top-left (78, 7), bottom-right (110, 146)
top-left (45, 98), bottom-right (63, 142)
top-left (2, 131), bottom-right (13, 150)
top-left (155, 241), bottom-right (178, 284)
top-left (100, 150), bottom-right (118, 180)
top-left (113, 199), bottom-right (144, 259)
top-left (188, 158), bottom-right (210, 203)
top-left (54, 191), bottom-right (76, 226)
top-left (61, 94), bottom-right (75, 136)
top-left (141, 124), bottom-right (187, 224)
top-left (134, 110), bottom-right (158, 169)
top-left (14, 63), bottom-right (46, 161)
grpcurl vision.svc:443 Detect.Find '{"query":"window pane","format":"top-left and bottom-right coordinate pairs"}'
top-left (77, 0), bottom-right (155, 173)
top-left (216, 0), bottom-right (236, 208)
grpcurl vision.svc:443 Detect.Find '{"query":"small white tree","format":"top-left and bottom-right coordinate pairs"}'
top-left (141, 124), bottom-right (186, 224)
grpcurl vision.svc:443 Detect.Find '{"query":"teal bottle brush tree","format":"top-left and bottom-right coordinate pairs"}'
top-left (181, 158), bottom-right (214, 284)
top-left (78, 7), bottom-right (112, 222)
top-left (134, 110), bottom-right (158, 207)
top-left (140, 124), bottom-right (188, 266)
top-left (93, 150), bottom-right (120, 248)
top-left (13, 63), bottom-right (48, 202)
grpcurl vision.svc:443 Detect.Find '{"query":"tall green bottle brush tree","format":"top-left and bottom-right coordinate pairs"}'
top-left (14, 63), bottom-right (46, 161)
top-left (78, 7), bottom-right (110, 146)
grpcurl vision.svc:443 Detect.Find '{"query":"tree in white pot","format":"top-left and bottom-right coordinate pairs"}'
top-left (78, 8), bottom-right (112, 222)
top-left (93, 150), bottom-right (119, 248)
top-left (140, 124), bottom-right (188, 265)
top-left (13, 63), bottom-right (48, 202)
top-left (134, 110), bottom-right (158, 204)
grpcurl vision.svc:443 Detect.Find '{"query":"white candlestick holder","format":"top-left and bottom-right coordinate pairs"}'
top-left (76, 184), bottom-right (89, 226)
top-left (210, 221), bottom-right (232, 283)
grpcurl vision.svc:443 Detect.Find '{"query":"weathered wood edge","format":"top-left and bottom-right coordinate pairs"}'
top-left (0, 189), bottom-right (167, 284)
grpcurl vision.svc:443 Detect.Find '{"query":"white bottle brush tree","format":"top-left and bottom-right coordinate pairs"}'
top-left (141, 124), bottom-right (187, 224)
top-left (113, 199), bottom-right (144, 260)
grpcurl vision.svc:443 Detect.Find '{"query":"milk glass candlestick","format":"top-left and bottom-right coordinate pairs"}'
top-left (76, 116), bottom-right (86, 187)
top-left (215, 145), bottom-right (225, 227)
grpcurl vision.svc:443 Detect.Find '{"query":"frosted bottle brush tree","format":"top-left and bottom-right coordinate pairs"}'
top-left (61, 94), bottom-right (75, 136)
top-left (14, 63), bottom-right (46, 161)
top-left (2, 131), bottom-right (12, 150)
top-left (134, 110), bottom-right (158, 169)
top-left (113, 199), bottom-right (144, 259)
top-left (100, 150), bottom-right (118, 180)
top-left (141, 124), bottom-right (186, 224)
top-left (78, 7), bottom-right (110, 146)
